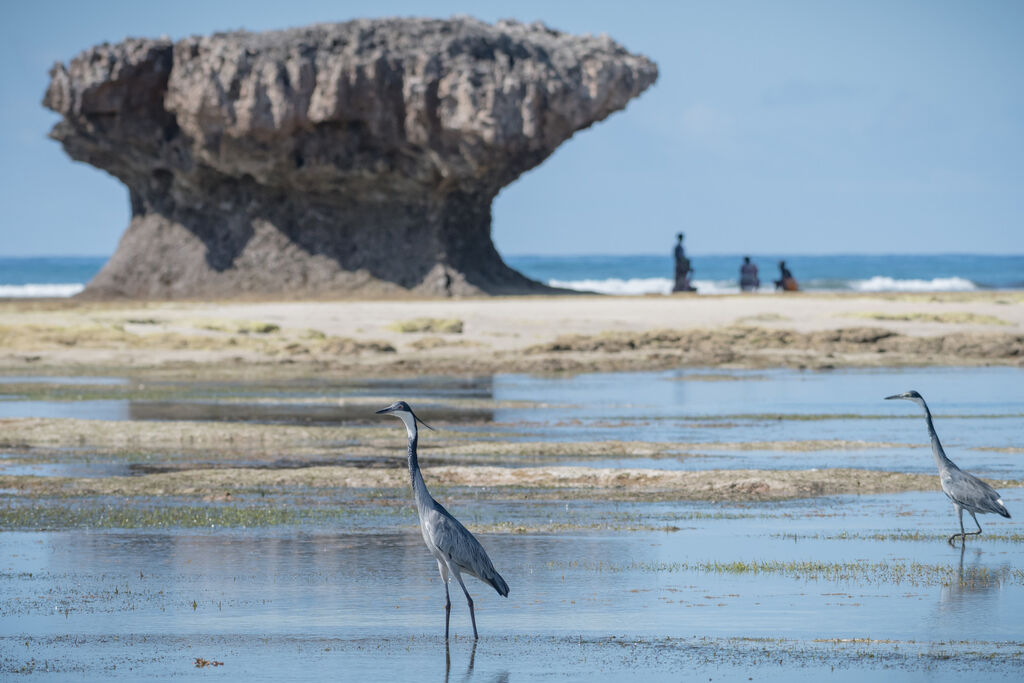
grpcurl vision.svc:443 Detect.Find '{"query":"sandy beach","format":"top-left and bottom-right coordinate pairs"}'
top-left (1, 291), bottom-right (1021, 376)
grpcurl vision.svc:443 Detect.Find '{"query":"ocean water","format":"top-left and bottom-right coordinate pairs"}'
top-left (0, 254), bottom-right (1020, 297)
top-left (0, 257), bottom-right (97, 297)
top-left (507, 253), bottom-right (1024, 295)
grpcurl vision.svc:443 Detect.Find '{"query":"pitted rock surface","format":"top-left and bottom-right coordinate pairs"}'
top-left (45, 17), bottom-right (657, 298)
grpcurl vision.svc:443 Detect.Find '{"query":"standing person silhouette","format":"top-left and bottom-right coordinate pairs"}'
top-left (739, 256), bottom-right (759, 292)
top-left (672, 233), bottom-right (694, 292)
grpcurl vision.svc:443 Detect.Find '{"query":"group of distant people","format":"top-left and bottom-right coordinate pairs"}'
top-left (739, 256), bottom-right (798, 291)
top-left (672, 233), bottom-right (799, 293)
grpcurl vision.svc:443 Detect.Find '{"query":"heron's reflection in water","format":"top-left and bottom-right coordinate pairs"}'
top-left (444, 641), bottom-right (508, 683)
top-left (938, 544), bottom-right (1009, 617)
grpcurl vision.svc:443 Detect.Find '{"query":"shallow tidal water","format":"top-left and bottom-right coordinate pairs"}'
top-left (4, 495), bottom-right (1024, 680)
top-left (1, 367), bottom-right (1023, 679)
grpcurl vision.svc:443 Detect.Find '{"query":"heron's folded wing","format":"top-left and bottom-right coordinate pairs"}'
top-left (424, 507), bottom-right (495, 579)
top-left (947, 469), bottom-right (1005, 513)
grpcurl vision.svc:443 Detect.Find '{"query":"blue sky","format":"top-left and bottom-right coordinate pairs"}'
top-left (1, 0), bottom-right (1022, 256)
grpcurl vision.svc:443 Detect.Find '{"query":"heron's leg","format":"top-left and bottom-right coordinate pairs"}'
top-left (445, 584), bottom-right (452, 641)
top-left (948, 505), bottom-right (966, 546)
top-left (465, 640), bottom-right (477, 678)
top-left (452, 569), bottom-right (478, 640)
top-left (966, 511), bottom-right (983, 538)
top-left (437, 560), bottom-right (451, 641)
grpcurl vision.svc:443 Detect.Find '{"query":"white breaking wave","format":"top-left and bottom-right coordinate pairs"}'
top-left (549, 277), bottom-right (673, 295)
top-left (690, 280), bottom-right (750, 295)
top-left (549, 275), bottom-right (980, 295)
top-left (548, 278), bottom-right (759, 295)
top-left (0, 276), bottom-right (979, 298)
top-left (0, 283), bottom-right (85, 298)
top-left (850, 276), bottom-right (977, 292)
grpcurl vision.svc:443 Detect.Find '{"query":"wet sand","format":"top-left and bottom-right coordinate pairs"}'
top-left (1, 291), bottom-right (1022, 375)
top-left (1, 462), bottom-right (979, 501)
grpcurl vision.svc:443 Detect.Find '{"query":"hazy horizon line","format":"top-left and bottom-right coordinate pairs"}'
top-left (1, 251), bottom-right (1022, 260)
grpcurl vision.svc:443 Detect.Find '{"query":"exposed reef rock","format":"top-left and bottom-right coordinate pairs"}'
top-left (44, 17), bottom-right (657, 298)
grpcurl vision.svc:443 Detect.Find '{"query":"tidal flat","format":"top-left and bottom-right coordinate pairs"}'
top-left (1, 367), bottom-right (1023, 680)
top-left (1, 293), bottom-right (1023, 377)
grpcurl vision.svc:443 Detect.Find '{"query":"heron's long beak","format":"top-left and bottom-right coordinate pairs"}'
top-left (375, 406), bottom-right (393, 414)
top-left (884, 394), bottom-right (903, 401)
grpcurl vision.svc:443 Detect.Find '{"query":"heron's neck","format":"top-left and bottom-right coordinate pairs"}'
top-left (922, 404), bottom-right (954, 470)
top-left (406, 429), bottom-right (432, 505)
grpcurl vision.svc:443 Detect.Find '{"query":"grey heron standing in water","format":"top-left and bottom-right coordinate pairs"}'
top-left (886, 390), bottom-right (1011, 545)
top-left (376, 401), bottom-right (509, 639)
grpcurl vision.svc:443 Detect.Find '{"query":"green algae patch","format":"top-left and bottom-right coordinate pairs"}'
top-left (195, 319), bottom-right (281, 334)
top-left (674, 439), bottom-right (919, 452)
top-left (0, 501), bottom-right (357, 529)
top-left (775, 530), bottom-right (1024, 544)
top-left (523, 325), bottom-right (1024, 370)
top-left (0, 419), bottom-right (924, 473)
top-left (0, 382), bottom-right (187, 402)
top-left (388, 317), bottom-right (464, 334)
top-left (547, 558), bottom-right (1024, 587)
top-left (683, 412), bottom-right (1023, 421)
top-left (468, 516), bottom-right (745, 536)
top-left (0, 320), bottom-right (395, 357)
top-left (734, 313), bottom-right (791, 324)
top-left (0, 417), bottom-right (401, 452)
top-left (408, 336), bottom-right (482, 350)
top-left (844, 311), bottom-right (1010, 326)
top-left (0, 323), bottom-right (233, 350)
top-left (6, 465), bottom-right (1016, 502)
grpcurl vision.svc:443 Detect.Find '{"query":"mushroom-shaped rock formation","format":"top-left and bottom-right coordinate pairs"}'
top-left (45, 18), bottom-right (658, 298)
